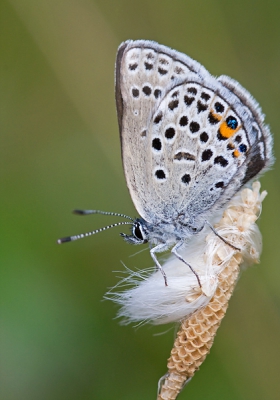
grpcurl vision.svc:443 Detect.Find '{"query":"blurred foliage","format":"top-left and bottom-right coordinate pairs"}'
top-left (1, 0), bottom-right (280, 399)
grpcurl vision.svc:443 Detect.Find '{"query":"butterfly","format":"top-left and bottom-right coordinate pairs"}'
top-left (58, 40), bottom-right (273, 287)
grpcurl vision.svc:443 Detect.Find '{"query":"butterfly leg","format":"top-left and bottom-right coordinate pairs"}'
top-left (204, 220), bottom-right (240, 251)
top-left (171, 242), bottom-right (202, 288)
top-left (150, 244), bottom-right (169, 286)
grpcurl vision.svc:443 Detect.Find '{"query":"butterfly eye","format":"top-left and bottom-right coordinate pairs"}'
top-left (133, 222), bottom-right (144, 240)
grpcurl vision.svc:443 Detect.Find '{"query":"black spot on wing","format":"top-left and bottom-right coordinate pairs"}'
top-left (184, 96), bottom-right (194, 106)
top-left (158, 67), bottom-right (168, 75)
top-left (152, 138), bottom-right (162, 151)
top-left (214, 156), bottom-right (228, 167)
top-left (201, 149), bottom-right (213, 161)
top-left (146, 52), bottom-right (154, 60)
top-left (201, 92), bottom-right (210, 101)
top-left (179, 116), bottom-right (188, 126)
top-left (154, 89), bottom-right (161, 99)
top-left (181, 174), bottom-right (191, 184)
top-left (174, 152), bottom-right (195, 161)
top-left (144, 62), bottom-right (153, 70)
top-left (197, 101), bottom-right (208, 113)
top-left (155, 169), bottom-right (166, 180)
top-left (208, 112), bottom-right (220, 125)
top-left (189, 121), bottom-right (200, 133)
top-left (239, 144), bottom-right (247, 153)
top-left (165, 127), bottom-right (176, 139)
top-left (132, 88), bottom-right (139, 98)
top-left (214, 102), bottom-right (224, 113)
top-left (200, 132), bottom-right (209, 143)
top-left (187, 87), bottom-right (197, 95)
top-left (142, 86), bottom-right (152, 96)
top-left (168, 99), bottom-right (179, 111)
top-left (226, 116), bottom-right (238, 129)
top-left (129, 63), bottom-right (138, 71)
top-left (235, 135), bottom-right (242, 143)
top-left (141, 130), bottom-right (147, 137)
top-left (154, 112), bottom-right (163, 124)
top-left (227, 143), bottom-right (234, 150)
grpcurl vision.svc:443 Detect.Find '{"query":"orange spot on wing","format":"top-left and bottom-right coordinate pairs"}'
top-left (211, 111), bottom-right (222, 121)
top-left (219, 121), bottom-right (239, 139)
top-left (233, 149), bottom-right (240, 158)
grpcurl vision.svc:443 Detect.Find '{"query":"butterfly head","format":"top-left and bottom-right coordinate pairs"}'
top-left (120, 218), bottom-right (149, 245)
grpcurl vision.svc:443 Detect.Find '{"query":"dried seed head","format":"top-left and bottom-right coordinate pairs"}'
top-left (157, 181), bottom-right (266, 399)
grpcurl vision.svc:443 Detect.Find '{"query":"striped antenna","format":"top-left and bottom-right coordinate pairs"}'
top-left (57, 221), bottom-right (133, 244)
top-left (73, 209), bottom-right (134, 221)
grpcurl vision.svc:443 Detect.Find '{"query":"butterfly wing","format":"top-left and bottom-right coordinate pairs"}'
top-left (115, 40), bottom-right (273, 225)
top-left (147, 76), bottom-right (273, 226)
top-left (115, 40), bottom-right (210, 222)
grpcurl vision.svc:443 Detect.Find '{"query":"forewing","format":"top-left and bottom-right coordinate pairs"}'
top-left (115, 40), bottom-right (209, 222)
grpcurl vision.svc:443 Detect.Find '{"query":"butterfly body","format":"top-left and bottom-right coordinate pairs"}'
top-left (121, 216), bottom-right (202, 247)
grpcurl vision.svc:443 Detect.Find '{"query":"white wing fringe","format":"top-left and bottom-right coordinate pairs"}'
top-left (107, 182), bottom-right (266, 324)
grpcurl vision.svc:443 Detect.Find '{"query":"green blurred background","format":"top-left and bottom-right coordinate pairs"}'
top-left (1, 1), bottom-right (280, 399)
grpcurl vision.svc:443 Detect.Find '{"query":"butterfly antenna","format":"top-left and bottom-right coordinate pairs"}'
top-left (57, 221), bottom-right (133, 244)
top-left (73, 209), bottom-right (134, 221)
